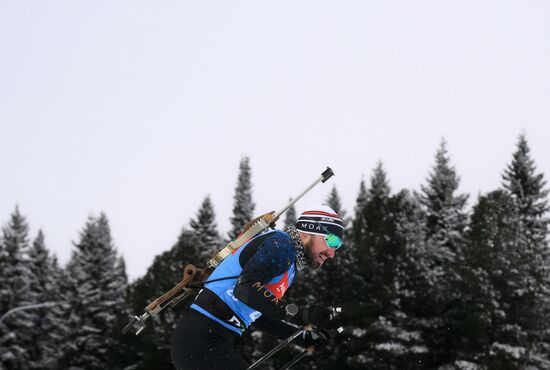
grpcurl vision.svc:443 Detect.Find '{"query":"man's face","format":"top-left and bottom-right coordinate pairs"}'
top-left (303, 233), bottom-right (336, 269)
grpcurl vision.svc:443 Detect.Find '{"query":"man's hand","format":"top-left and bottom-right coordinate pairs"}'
top-left (299, 329), bottom-right (334, 352)
top-left (297, 305), bottom-right (334, 328)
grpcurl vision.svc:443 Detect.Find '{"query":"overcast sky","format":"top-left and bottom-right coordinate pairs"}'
top-left (1, 0), bottom-right (549, 280)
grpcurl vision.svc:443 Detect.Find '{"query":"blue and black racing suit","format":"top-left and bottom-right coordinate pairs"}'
top-left (170, 229), bottom-right (304, 370)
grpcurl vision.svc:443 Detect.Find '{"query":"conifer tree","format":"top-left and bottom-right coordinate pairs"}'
top-left (352, 177), bottom-right (368, 239)
top-left (349, 163), bottom-right (404, 369)
top-left (389, 190), bottom-right (430, 367)
top-left (228, 157), bottom-right (255, 241)
top-left (351, 183), bottom-right (430, 369)
top-left (355, 177), bottom-right (368, 213)
top-left (462, 190), bottom-right (536, 367)
top-left (419, 139), bottom-right (469, 367)
top-left (26, 230), bottom-right (64, 370)
top-left (58, 213), bottom-right (128, 370)
top-left (189, 195), bottom-right (222, 260)
top-left (114, 257), bottom-right (129, 300)
top-left (500, 134), bottom-right (550, 367)
top-left (46, 255), bottom-right (67, 368)
top-left (502, 134), bottom-right (550, 292)
top-left (0, 207), bottom-right (33, 370)
top-left (283, 199), bottom-right (297, 229)
top-left (502, 133), bottom-right (549, 245)
top-left (325, 186), bottom-right (349, 223)
top-left (356, 162), bottom-right (392, 288)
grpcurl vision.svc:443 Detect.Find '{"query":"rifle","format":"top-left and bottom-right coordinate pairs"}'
top-left (123, 167), bottom-right (335, 335)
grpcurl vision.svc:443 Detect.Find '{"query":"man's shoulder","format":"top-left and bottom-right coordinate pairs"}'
top-left (263, 230), bottom-right (295, 249)
top-left (257, 230), bottom-right (297, 263)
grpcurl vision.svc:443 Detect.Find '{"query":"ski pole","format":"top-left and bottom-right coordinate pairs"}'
top-left (247, 325), bottom-right (312, 370)
top-left (247, 307), bottom-right (343, 369)
top-left (277, 346), bottom-right (314, 370)
top-left (279, 326), bottom-right (345, 370)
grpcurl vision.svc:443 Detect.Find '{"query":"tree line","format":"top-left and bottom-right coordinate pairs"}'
top-left (1, 134), bottom-right (549, 370)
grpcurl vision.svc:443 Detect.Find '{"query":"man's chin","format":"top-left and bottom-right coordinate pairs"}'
top-left (312, 259), bottom-right (323, 269)
top-left (305, 257), bottom-right (321, 269)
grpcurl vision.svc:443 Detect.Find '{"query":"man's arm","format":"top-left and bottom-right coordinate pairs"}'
top-left (252, 315), bottom-right (334, 352)
top-left (233, 232), bottom-right (295, 320)
top-left (251, 314), bottom-right (298, 340)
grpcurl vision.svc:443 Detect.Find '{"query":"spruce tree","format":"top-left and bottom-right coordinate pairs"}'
top-left (46, 255), bottom-right (68, 369)
top-left (500, 134), bottom-right (550, 367)
top-left (502, 134), bottom-right (550, 291)
top-left (26, 230), bottom-right (64, 370)
top-left (228, 157), bottom-right (256, 241)
top-left (325, 186), bottom-right (349, 224)
top-left (352, 177), bottom-right (368, 239)
top-left (349, 162), bottom-right (405, 369)
top-left (283, 199), bottom-right (297, 229)
top-left (356, 162), bottom-right (392, 289)
top-left (58, 213), bottom-right (128, 370)
top-left (463, 190), bottom-right (536, 367)
top-left (390, 190), bottom-right (430, 367)
top-left (502, 133), bottom-right (549, 245)
top-left (0, 207), bottom-right (33, 370)
top-left (355, 177), bottom-right (368, 213)
top-left (189, 195), bottom-right (222, 260)
top-left (419, 139), bottom-right (469, 367)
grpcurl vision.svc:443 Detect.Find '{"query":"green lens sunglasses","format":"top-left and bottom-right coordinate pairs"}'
top-left (324, 233), bottom-right (343, 249)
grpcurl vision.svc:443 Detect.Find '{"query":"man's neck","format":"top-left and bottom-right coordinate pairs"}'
top-left (284, 226), bottom-right (309, 270)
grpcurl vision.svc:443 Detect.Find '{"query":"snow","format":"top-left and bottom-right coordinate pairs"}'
top-left (352, 328), bottom-right (367, 337)
top-left (490, 343), bottom-right (526, 359)
top-left (454, 360), bottom-right (482, 370)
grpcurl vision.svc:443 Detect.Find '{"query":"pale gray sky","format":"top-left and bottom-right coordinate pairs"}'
top-left (1, 0), bottom-right (549, 280)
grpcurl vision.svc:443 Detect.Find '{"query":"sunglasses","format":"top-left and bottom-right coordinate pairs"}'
top-left (324, 233), bottom-right (343, 249)
top-left (307, 220), bottom-right (343, 249)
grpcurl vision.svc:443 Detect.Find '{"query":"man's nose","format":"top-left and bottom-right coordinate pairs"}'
top-left (326, 248), bottom-right (336, 259)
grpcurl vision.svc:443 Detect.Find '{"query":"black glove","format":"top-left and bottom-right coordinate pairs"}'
top-left (297, 305), bottom-right (334, 328)
top-left (298, 329), bottom-right (334, 352)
